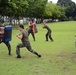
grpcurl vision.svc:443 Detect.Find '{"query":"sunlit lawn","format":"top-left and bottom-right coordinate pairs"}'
top-left (0, 21), bottom-right (76, 75)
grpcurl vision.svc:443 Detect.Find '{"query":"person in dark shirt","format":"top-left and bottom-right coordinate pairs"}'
top-left (28, 20), bottom-right (35, 41)
top-left (16, 25), bottom-right (41, 58)
top-left (42, 22), bottom-right (53, 42)
top-left (0, 25), bottom-right (11, 55)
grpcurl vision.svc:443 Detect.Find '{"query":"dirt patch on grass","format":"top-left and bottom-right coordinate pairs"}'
top-left (63, 67), bottom-right (70, 72)
top-left (56, 52), bottom-right (67, 58)
top-left (71, 55), bottom-right (76, 63)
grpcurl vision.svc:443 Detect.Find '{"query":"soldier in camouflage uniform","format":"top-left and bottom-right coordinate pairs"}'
top-left (0, 25), bottom-right (11, 55)
top-left (16, 25), bottom-right (41, 58)
top-left (28, 20), bottom-right (35, 41)
top-left (42, 22), bottom-right (53, 42)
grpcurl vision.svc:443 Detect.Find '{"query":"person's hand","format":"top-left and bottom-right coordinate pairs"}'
top-left (26, 28), bottom-right (28, 30)
top-left (16, 34), bottom-right (19, 37)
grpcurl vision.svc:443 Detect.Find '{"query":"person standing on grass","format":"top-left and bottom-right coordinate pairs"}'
top-left (28, 19), bottom-right (36, 41)
top-left (42, 22), bottom-right (54, 42)
top-left (16, 25), bottom-right (41, 58)
top-left (0, 24), bottom-right (11, 55)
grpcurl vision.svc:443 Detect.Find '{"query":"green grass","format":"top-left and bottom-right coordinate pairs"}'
top-left (0, 21), bottom-right (76, 75)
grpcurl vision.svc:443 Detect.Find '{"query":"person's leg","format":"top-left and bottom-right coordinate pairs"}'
top-left (31, 31), bottom-right (35, 41)
top-left (16, 43), bottom-right (25, 58)
top-left (46, 32), bottom-right (49, 41)
top-left (49, 32), bottom-right (53, 41)
top-left (28, 30), bottom-right (31, 36)
top-left (0, 37), bottom-right (3, 43)
top-left (0, 38), bottom-right (2, 43)
top-left (3, 42), bottom-right (11, 55)
top-left (26, 43), bottom-right (41, 57)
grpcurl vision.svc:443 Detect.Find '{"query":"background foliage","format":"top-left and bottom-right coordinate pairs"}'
top-left (0, 0), bottom-right (76, 21)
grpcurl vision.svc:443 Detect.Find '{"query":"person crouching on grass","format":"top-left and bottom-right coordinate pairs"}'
top-left (16, 25), bottom-right (41, 58)
top-left (42, 22), bottom-right (54, 42)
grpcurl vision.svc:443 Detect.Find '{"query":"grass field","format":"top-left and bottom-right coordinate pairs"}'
top-left (0, 21), bottom-right (76, 75)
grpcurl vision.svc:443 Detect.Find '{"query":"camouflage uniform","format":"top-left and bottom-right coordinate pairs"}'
top-left (0, 27), bottom-right (11, 55)
top-left (28, 27), bottom-right (35, 41)
top-left (43, 25), bottom-right (53, 41)
top-left (28, 22), bottom-right (35, 41)
top-left (16, 29), bottom-right (41, 57)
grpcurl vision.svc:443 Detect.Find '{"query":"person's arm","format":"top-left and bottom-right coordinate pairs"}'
top-left (28, 22), bottom-right (31, 26)
top-left (28, 22), bottom-right (32, 26)
top-left (0, 27), bottom-right (4, 34)
top-left (42, 24), bottom-right (46, 28)
top-left (0, 31), bottom-right (4, 34)
top-left (16, 33), bottom-right (23, 39)
top-left (42, 25), bottom-right (44, 28)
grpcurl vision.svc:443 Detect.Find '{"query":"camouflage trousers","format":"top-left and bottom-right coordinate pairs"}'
top-left (28, 30), bottom-right (35, 41)
top-left (16, 42), bottom-right (39, 56)
top-left (46, 31), bottom-right (53, 41)
top-left (0, 37), bottom-right (3, 43)
top-left (0, 39), bottom-right (11, 55)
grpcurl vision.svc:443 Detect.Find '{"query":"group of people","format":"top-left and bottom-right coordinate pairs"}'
top-left (0, 19), bottom-right (54, 58)
top-left (27, 19), bottom-right (54, 42)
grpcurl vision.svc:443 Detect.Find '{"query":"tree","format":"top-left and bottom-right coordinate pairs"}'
top-left (26, 0), bottom-right (47, 18)
top-left (52, 5), bottom-right (61, 19)
top-left (57, 6), bottom-right (67, 21)
top-left (44, 2), bottom-right (54, 18)
top-left (44, 2), bottom-right (66, 21)
top-left (57, 0), bottom-right (76, 20)
top-left (0, 0), bottom-right (28, 24)
top-left (13, 0), bottom-right (28, 17)
top-left (72, 5), bottom-right (76, 20)
top-left (57, 0), bottom-right (75, 7)
top-left (0, 0), bottom-right (28, 17)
